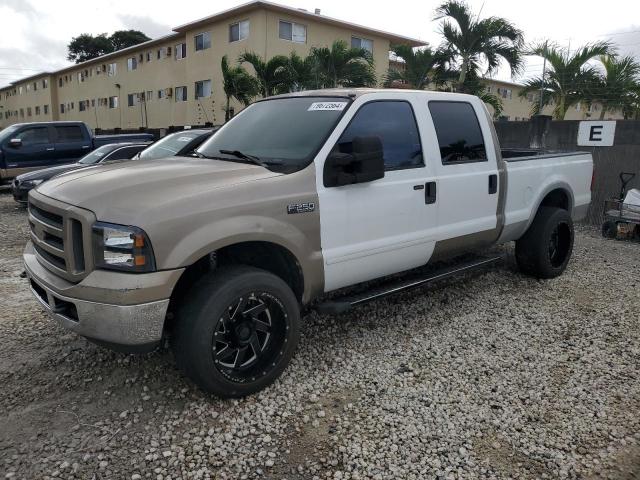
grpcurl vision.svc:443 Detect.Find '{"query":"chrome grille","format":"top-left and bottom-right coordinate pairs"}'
top-left (27, 192), bottom-right (95, 282)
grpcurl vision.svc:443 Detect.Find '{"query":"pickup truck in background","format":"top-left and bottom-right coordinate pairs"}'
top-left (0, 121), bottom-right (154, 181)
top-left (23, 89), bottom-right (593, 398)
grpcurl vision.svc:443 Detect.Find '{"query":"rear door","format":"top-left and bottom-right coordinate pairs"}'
top-left (52, 124), bottom-right (92, 164)
top-left (316, 93), bottom-right (439, 292)
top-left (423, 98), bottom-right (500, 256)
top-left (2, 125), bottom-right (56, 176)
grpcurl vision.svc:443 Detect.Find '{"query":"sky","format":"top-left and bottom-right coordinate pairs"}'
top-left (1, 0), bottom-right (640, 88)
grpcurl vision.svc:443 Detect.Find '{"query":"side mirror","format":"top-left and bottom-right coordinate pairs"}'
top-left (8, 138), bottom-right (22, 148)
top-left (323, 136), bottom-right (385, 188)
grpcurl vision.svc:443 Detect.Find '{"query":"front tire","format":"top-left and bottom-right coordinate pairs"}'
top-left (172, 265), bottom-right (301, 398)
top-left (515, 207), bottom-right (574, 279)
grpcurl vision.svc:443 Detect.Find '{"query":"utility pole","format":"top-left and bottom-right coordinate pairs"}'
top-left (538, 40), bottom-right (547, 114)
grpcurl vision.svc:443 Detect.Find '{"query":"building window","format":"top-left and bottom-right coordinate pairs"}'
top-left (35, 106), bottom-right (41, 115)
top-left (60, 104), bottom-right (65, 114)
top-left (145, 90), bottom-right (153, 102)
top-left (194, 32), bottom-right (211, 51)
top-left (19, 86), bottom-right (23, 94)
top-left (127, 57), bottom-right (137, 71)
top-left (109, 96), bottom-right (118, 109)
top-left (44, 105), bottom-right (49, 114)
top-left (146, 52), bottom-right (152, 62)
top-left (26, 84), bottom-right (30, 92)
top-left (195, 79), bottom-right (212, 99)
top-left (91, 99), bottom-right (95, 107)
top-left (78, 72), bottom-right (84, 82)
top-left (79, 100), bottom-right (86, 112)
top-left (175, 43), bottom-right (187, 60)
top-left (27, 107), bottom-right (32, 116)
top-left (19, 108), bottom-right (24, 117)
top-left (127, 93), bottom-right (139, 107)
top-left (279, 20), bottom-right (306, 43)
top-left (175, 86), bottom-right (187, 102)
top-left (158, 89), bottom-right (166, 99)
top-left (42, 78), bottom-right (48, 88)
top-left (33, 81), bottom-right (38, 91)
top-left (496, 87), bottom-right (512, 99)
top-left (351, 36), bottom-right (373, 53)
top-left (157, 48), bottom-right (163, 59)
top-left (229, 20), bottom-right (249, 42)
top-left (58, 78), bottom-right (63, 87)
top-left (108, 63), bottom-right (117, 76)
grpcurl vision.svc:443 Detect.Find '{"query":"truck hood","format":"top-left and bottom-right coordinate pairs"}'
top-left (36, 157), bottom-right (282, 221)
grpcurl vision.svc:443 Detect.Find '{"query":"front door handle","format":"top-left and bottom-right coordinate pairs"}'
top-left (425, 181), bottom-right (437, 204)
top-left (488, 174), bottom-right (498, 194)
top-left (46, 147), bottom-right (55, 151)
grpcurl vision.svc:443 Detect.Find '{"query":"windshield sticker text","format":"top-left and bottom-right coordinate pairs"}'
top-left (308, 102), bottom-right (347, 111)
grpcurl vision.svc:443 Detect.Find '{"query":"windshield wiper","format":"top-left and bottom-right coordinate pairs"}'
top-left (219, 149), bottom-right (283, 168)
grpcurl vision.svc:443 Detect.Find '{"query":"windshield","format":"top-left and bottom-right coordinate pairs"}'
top-left (138, 131), bottom-right (202, 160)
top-left (0, 124), bottom-right (20, 142)
top-left (77, 144), bottom-right (116, 164)
top-left (197, 97), bottom-right (351, 171)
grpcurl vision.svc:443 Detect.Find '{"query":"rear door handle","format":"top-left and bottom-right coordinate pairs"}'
top-left (488, 174), bottom-right (498, 194)
top-left (425, 181), bottom-right (437, 204)
top-left (46, 147), bottom-right (55, 151)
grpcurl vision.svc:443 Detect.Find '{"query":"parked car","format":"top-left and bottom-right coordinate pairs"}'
top-left (0, 121), bottom-right (154, 182)
top-left (134, 128), bottom-right (217, 160)
top-left (23, 89), bottom-right (593, 398)
top-left (11, 142), bottom-right (150, 203)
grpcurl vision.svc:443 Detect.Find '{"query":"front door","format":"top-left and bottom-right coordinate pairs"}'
top-left (52, 124), bottom-right (92, 163)
top-left (316, 94), bottom-right (438, 292)
top-left (2, 125), bottom-right (56, 176)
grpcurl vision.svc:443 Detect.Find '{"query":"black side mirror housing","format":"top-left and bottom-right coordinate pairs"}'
top-left (324, 136), bottom-right (385, 188)
top-left (8, 138), bottom-right (22, 148)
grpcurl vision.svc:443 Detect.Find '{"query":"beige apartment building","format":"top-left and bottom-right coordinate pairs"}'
top-left (0, 1), bottom-right (423, 130)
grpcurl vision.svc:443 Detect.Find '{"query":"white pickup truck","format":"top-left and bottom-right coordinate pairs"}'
top-left (24, 89), bottom-right (593, 397)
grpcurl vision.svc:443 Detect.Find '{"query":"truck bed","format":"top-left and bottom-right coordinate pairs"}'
top-left (499, 151), bottom-right (593, 243)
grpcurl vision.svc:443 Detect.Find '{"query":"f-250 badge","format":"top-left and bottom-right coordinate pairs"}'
top-left (287, 202), bottom-right (315, 214)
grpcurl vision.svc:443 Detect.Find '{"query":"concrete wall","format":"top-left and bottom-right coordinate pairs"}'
top-left (495, 119), bottom-right (640, 225)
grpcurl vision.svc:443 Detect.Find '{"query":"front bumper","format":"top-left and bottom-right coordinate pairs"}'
top-left (11, 180), bottom-right (30, 204)
top-left (24, 241), bottom-right (184, 352)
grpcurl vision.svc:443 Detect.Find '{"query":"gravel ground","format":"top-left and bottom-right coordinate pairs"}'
top-left (0, 190), bottom-right (639, 480)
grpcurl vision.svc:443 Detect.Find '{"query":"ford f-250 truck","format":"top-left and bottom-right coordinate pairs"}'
top-left (23, 89), bottom-right (593, 397)
top-left (0, 121), bottom-right (154, 182)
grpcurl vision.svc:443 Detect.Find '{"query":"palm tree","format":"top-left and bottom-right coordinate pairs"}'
top-left (596, 55), bottom-right (640, 119)
top-left (238, 52), bottom-right (292, 97)
top-left (435, 0), bottom-right (524, 89)
top-left (384, 44), bottom-right (448, 89)
top-left (308, 39), bottom-right (376, 88)
top-left (220, 55), bottom-right (259, 121)
top-left (286, 51), bottom-right (318, 90)
top-left (519, 42), bottom-right (613, 119)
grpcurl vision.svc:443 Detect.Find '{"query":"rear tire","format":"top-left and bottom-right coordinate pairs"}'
top-left (601, 220), bottom-right (618, 239)
top-left (515, 207), bottom-right (574, 279)
top-left (172, 265), bottom-right (301, 398)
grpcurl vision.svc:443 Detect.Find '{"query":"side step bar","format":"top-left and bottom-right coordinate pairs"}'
top-left (314, 255), bottom-right (502, 315)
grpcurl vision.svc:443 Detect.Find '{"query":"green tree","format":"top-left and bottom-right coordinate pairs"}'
top-left (519, 42), bottom-right (613, 119)
top-left (238, 52), bottom-right (291, 97)
top-left (67, 30), bottom-right (150, 64)
top-left (596, 55), bottom-right (640, 119)
top-left (307, 40), bottom-right (376, 88)
top-left (67, 33), bottom-right (113, 63)
top-left (109, 30), bottom-right (151, 51)
top-left (220, 55), bottom-right (260, 121)
top-left (285, 51), bottom-right (318, 90)
top-left (435, 0), bottom-right (524, 89)
top-left (384, 44), bottom-right (448, 89)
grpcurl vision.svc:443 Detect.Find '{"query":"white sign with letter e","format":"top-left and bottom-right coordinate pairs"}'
top-left (577, 121), bottom-right (616, 146)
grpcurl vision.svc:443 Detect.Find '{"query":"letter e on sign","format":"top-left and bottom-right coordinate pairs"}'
top-left (577, 121), bottom-right (616, 146)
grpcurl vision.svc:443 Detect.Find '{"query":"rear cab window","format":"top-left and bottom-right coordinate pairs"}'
top-left (54, 125), bottom-right (85, 143)
top-left (428, 101), bottom-right (487, 164)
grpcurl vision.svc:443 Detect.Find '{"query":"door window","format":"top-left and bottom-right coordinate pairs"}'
top-left (55, 125), bottom-right (84, 142)
top-left (106, 146), bottom-right (140, 161)
top-left (428, 101), bottom-right (487, 164)
top-left (16, 127), bottom-right (50, 145)
top-left (335, 101), bottom-right (423, 170)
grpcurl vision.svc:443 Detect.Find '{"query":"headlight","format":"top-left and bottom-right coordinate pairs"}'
top-left (23, 179), bottom-right (43, 187)
top-left (92, 222), bottom-right (156, 272)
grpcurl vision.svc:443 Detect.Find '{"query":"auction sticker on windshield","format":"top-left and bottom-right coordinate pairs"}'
top-left (308, 102), bottom-right (348, 111)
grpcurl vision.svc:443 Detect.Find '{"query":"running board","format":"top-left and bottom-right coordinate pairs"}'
top-left (314, 255), bottom-right (502, 315)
